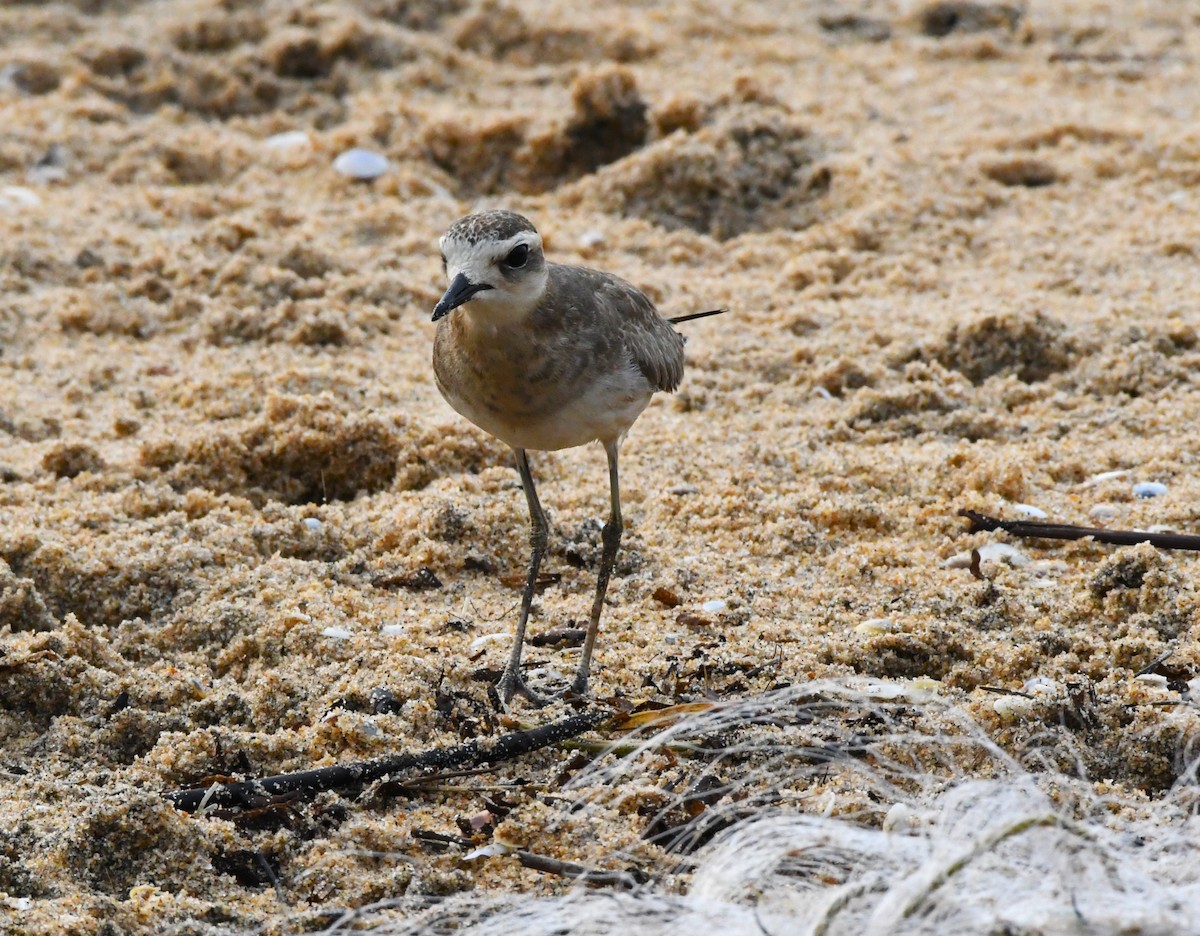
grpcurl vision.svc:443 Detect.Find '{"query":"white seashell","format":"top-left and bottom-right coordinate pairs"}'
top-left (1021, 676), bottom-right (1059, 696)
top-left (1134, 673), bottom-right (1169, 688)
top-left (463, 842), bottom-right (515, 861)
top-left (0, 185), bottom-right (41, 211)
top-left (864, 681), bottom-right (908, 700)
top-left (1012, 503), bottom-right (1048, 519)
top-left (1089, 503), bottom-right (1119, 523)
top-left (265, 130), bottom-right (311, 150)
top-left (333, 147), bottom-right (390, 180)
top-left (321, 626), bottom-right (353, 640)
top-left (1080, 469), bottom-right (1129, 489)
top-left (469, 632), bottom-right (511, 651)
top-left (381, 623), bottom-right (405, 636)
top-left (578, 229), bottom-right (606, 248)
top-left (946, 542), bottom-right (1026, 569)
top-left (993, 695), bottom-right (1036, 721)
top-left (867, 678), bottom-right (941, 701)
top-left (976, 542), bottom-right (1028, 565)
top-left (856, 617), bottom-right (894, 635)
top-left (303, 517), bottom-right (322, 531)
top-left (702, 599), bottom-right (727, 613)
top-left (882, 802), bottom-right (919, 832)
top-left (1132, 481), bottom-right (1168, 499)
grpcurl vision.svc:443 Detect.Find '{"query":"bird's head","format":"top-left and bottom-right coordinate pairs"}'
top-left (432, 210), bottom-right (548, 324)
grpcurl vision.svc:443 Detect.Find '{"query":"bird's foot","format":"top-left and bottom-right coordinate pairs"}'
top-left (496, 668), bottom-right (549, 709)
top-left (568, 671), bottom-right (590, 698)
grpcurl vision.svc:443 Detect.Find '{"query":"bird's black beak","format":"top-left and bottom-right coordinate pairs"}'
top-left (432, 273), bottom-right (493, 321)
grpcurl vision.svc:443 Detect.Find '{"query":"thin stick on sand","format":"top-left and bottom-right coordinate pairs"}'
top-left (959, 509), bottom-right (1200, 551)
top-left (165, 708), bottom-right (609, 814)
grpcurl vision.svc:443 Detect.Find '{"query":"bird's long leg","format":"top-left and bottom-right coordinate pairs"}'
top-left (497, 447), bottom-right (550, 705)
top-left (572, 440), bottom-right (623, 696)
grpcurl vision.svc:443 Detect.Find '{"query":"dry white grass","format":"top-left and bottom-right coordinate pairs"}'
top-left (350, 681), bottom-right (1200, 936)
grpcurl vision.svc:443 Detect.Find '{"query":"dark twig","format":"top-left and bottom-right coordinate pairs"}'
top-left (517, 851), bottom-right (648, 889)
top-left (166, 709), bottom-right (610, 814)
top-left (1134, 650), bottom-right (1178, 679)
top-left (979, 681), bottom-right (1036, 696)
top-left (959, 510), bottom-right (1200, 551)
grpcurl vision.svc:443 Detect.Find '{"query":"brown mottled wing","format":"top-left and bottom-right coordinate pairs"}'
top-left (595, 273), bottom-right (686, 393)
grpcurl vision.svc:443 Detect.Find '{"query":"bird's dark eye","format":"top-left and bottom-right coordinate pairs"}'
top-left (503, 244), bottom-right (529, 268)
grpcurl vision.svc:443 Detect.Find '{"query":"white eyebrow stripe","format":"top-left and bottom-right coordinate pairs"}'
top-left (443, 232), bottom-right (542, 267)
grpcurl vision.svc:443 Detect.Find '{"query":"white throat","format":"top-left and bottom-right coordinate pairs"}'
top-left (458, 285), bottom-right (543, 327)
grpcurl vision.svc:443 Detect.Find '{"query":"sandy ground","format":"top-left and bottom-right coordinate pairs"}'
top-left (3, 0), bottom-right (1200, 932)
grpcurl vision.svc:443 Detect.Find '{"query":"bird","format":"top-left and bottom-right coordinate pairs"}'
top-left (430, 209), bottom-right (722, 704)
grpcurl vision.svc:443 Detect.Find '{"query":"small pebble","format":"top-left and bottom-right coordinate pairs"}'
top-left (1134, 673), bottom-right (1169, 688)
top-left (1132, 481), bottom-right (1167, 499)
top-left (652, 586), bottom-right (682, 607)
top-left (381, 623), bottom-right (405, 636)
top-left (370, 686), bottom-right (403, 714)
top-left (701, 599), bottom-right (727, 614)
top-left (664, 633), bottom-right (679, 645)
top-left (668, 483), bottom-right (699, 496)
top-left (265, 130), bottom-right (311, 150)
top-left (333, 147), bottom-right (390, 180)
top-left (578, 229), bottom-right (606, 248)
top-left (1089, 503), bottom-right (1119, 523)
top-left (28, 145), bottom-right (68, 185)
top-left (321, 626), bottom-right (353, 640)
top-left (356, 720), bottom-right (382, 740)
top-left (1012, 503), bottom-right (1047, 519)
top-left (303, 517), bottom-right (322, 531)
top-left (812, 386), bottom-right (834, 400)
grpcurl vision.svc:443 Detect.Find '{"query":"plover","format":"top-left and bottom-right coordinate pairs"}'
top-left (431, 210), bottom-right (722, 703)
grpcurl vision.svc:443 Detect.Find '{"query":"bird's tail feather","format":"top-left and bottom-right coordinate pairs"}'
top-left (668, 309), bottom-right (726, 325)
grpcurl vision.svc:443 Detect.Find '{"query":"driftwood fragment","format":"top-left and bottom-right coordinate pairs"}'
top-left (166, 709), bottom-right (609, 814)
